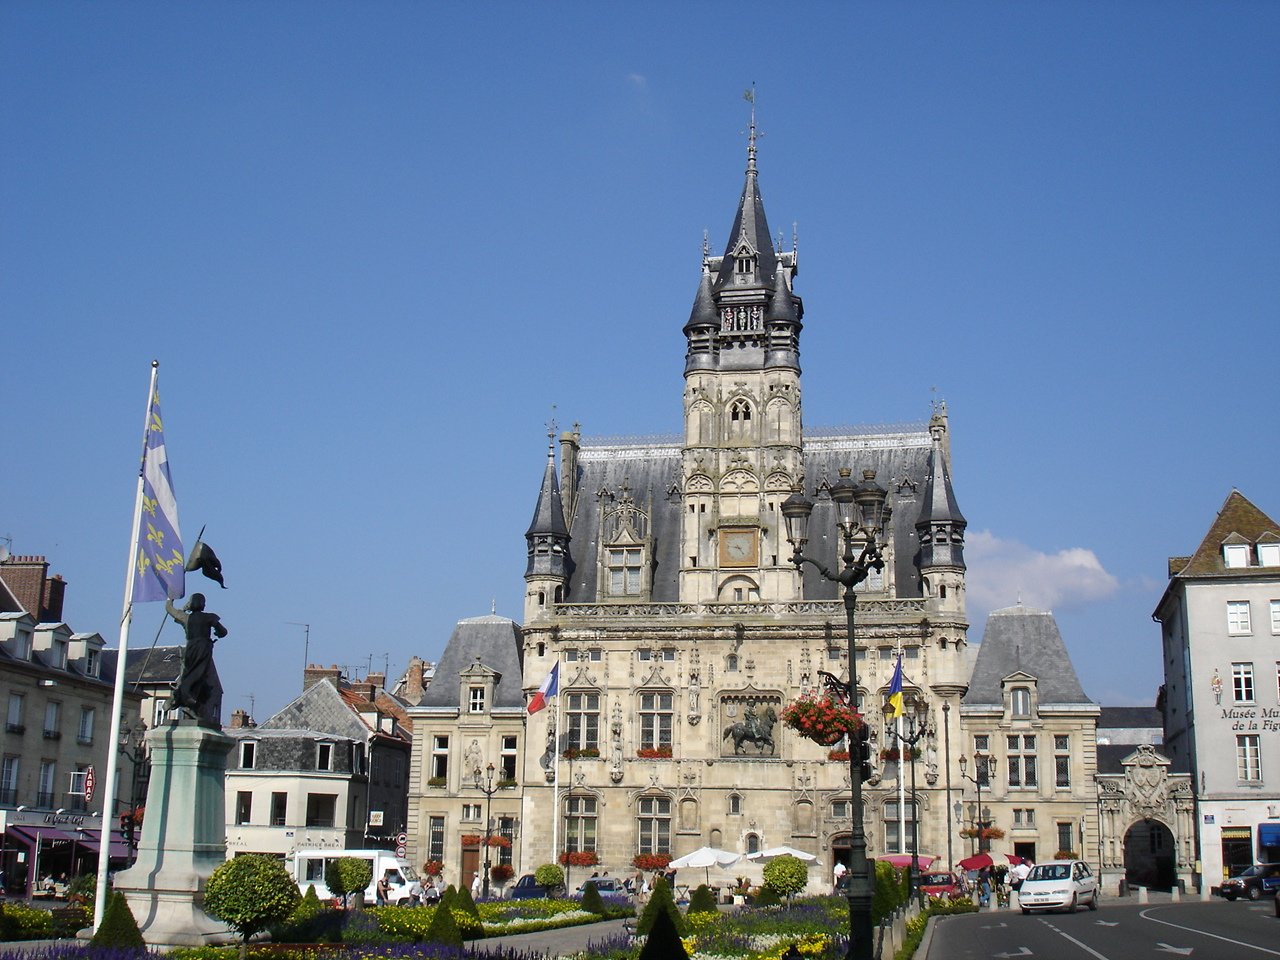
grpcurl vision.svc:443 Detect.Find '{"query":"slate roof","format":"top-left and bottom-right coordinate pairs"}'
top-left (419, 614), bottom-right (524, 710)
top-left (101, 646), bottom-right (185, 685)
top-left (1166, 490), bottom-right (1279, 579)
top-left (963, 605), bottom-right (1093, 707)
top-left (1096, 743), bottom-right (1188, 775)
top-left (558, 426), bottom-right (937, 603)
top-left (1098, 706), bottom-right (1162, 729)
top-left (257, 678), bottom-right (371, 740)
top-left (713, 145), bottom-right (778, 292)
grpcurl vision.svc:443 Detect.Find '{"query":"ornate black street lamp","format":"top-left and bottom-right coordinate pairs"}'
top-left (783, 468), bottom-right (889, 960)
top-left (958, 753), bottom-right (997, 853)
top-left (886, 698), bottom-right (929, 901)
top-left (473, 763), bottom-right (498, 900)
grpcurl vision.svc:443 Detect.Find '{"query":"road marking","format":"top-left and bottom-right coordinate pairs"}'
top-left (1094, 920), bottom-right (1118, 926)
top-left (1039, 920), bottom-right (1115, 960)
top-left (1139, 907), bottom-right (1280, 956)
top-left (994, 949), bottom-right (1031, 958)
top-left (1154, 946), bottom-right (1193, 956)
top-left (982, 922), bottom-right (1010, 929)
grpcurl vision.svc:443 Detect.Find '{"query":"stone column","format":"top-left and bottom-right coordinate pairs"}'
top-left (111, 721), bottom-right (234, 946)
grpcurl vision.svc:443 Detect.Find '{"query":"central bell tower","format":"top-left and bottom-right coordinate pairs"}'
top-left (679, 118), bottom-right (805, 605)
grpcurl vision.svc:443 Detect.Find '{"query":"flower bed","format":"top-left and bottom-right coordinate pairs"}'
top-left (781, 695), bottom-right (862, 746)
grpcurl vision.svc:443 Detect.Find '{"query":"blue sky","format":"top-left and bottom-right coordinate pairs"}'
top-left (3, 2), bottom-right (1277, 721)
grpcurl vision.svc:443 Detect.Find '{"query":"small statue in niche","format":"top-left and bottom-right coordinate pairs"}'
top-left (464, 739), bottom-right (482, 778)
top-left (1210, 669), bottom-right (1224, 705)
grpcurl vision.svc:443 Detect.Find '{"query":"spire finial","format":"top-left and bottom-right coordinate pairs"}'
top-left (743, 84), bottom-right (757, 174)
top-left (702, 229), bottom-right (710, 258)
top-left (546, 405), bottom-right (558, 458)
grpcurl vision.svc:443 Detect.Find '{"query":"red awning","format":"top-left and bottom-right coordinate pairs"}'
top-left (76, 829), bottom-right (132, 860)
top-left (6, 826), bottom-right (77, 849)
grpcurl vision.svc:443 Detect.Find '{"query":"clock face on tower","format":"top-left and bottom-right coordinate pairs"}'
top-left (719, 528), bottom-right (758, 568)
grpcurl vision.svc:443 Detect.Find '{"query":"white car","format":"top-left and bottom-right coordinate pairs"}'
top-left (1018, 860), bottom-right (1099, 913)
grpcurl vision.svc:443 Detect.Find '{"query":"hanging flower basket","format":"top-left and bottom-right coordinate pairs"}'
top-left (559, 850), bottom-right (599, 867)
top-left (632, 853), bottom-right (671, 871)
top-left (780, 694), bottom-right (863, 746)
top-left (879, 746), bottom-right (921, 763)
top-left (490, 863), bottom-right (515, 883)
top-left (959, 826), bottom-right (1005, 841)
top-left (423, 860), bottom-right (443, 876)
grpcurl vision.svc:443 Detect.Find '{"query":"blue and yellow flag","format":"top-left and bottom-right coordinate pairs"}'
top-left (886, 654), bottom-right (905, 719)
top-left (131, 378), bottom-right (184, 602)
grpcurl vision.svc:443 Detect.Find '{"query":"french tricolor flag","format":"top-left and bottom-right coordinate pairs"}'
top-left (528, 661), bottom-right (559, 715)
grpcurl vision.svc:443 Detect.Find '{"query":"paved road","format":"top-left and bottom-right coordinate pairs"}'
top-left (925, 899), bottom-right (1278, 960)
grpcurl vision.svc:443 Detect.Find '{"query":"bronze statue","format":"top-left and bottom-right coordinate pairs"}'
top-left (164, 593), bottom-right (227, 723)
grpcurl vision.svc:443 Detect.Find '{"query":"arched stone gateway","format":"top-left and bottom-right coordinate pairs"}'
top-left (1095, 744), bottom-right (1195, 896)
top-left (1123, 818), bottom-right (1177, 891)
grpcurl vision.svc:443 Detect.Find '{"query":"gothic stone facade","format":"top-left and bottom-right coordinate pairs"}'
top-left (514, 136), bottom-right (972, 888)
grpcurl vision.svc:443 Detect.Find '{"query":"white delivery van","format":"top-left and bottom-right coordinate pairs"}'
top-left (290, 849), bottom-right (419, 905)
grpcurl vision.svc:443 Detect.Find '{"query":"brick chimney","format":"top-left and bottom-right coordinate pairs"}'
top-left (348, 681), bottom-right (376, 702)
top-left (0, 556), bottom-right (66, 622)
top-left (228, 708), bottom-right (256, 729)
top-left (303, 663), bottom-right (344, 691)
top-left (403, 657), bottom-right (426, 705)
top-left (366, 672), bottom-right (386, 691)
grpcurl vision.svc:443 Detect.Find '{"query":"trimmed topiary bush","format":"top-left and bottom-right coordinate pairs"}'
top-left (90, 891), bottom-right (144, 948)
top-left (762, 854), bottom-right (809, 900)
top-left (636, 874), bottom-right (686, 937)
top-left (533, 862), bottom-right (565, 892)
top-left (753, 884), bottom-right (782, 907)
top-left (579, 880), bottom-right (607, 915)
top-left (871, 860), bottom-right (906, 923)
top-left (424, 899), bottom-right (464, 948)
top-left (293, 883), bottom-right (324, 919)
top-left (686, 883), bottom-right (719, 915)
top-left (639, 905), bottom-right (690, 960)
top-left (325, 856), bottom-right (373, 911)
top-left (204, 853), bottom-right (302, 955)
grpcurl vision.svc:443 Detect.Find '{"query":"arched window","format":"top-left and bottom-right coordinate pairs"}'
top-left (728, 793), bottom-right (742, 815)
top-left (1011, 687), bottom-right (1031, 718)
top-left (730, 399), bottom-right (752, 423)
top-left (746, 832), bottom-right (760, 854)
top-left (726, 654), bottom-right (739, 672)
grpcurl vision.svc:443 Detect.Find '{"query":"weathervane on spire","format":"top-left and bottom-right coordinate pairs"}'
top-left (546, 405), bottom-right (558, 454)
top-left (743, 84), bottom-right (758, 172)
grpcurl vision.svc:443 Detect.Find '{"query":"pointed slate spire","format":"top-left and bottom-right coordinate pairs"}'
top-left (683, 265), bottom-right (719, 373)
top-left (525, 439), bottom-right (571, 581)
top-left (916, 426), bottom-right (967, 570)
top-left (714, 112), bottom-right (778, 291)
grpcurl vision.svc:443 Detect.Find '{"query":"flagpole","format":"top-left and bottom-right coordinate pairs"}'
top-left (93, 360), bottom-right (158, 930)
top-left (550, 657), bottom-right (562, 873)
top-left (897, 714), bottom-right (905, 855)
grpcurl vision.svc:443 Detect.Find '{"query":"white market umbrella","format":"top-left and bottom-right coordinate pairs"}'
top-left (746, 846), bottom-right (819, 863)
top-left (667, 846), bottom-right (742, 886)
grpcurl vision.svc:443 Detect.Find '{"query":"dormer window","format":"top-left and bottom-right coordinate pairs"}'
top-left (51, 640), bottom-right (67, 670)
top-left (608, 547), bottom-right (643, 596)
top-left (1259, 543), bottom-right (1280, 567)
top-left (85, 648), bottom-right (100, 678)
top-left (736, 255), bottom-right (755, 273)
top-left (1011, 687), bottom-right (1031, 718)
top-left (469, 686), bottom-right (486, 714)
top-left (1224, 543), bottom-right (1250, 568)
top-left (14, 629), bottom-right (31, 660)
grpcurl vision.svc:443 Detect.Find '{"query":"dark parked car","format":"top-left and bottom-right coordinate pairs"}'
top-left (1219, 864), bottom-right (1280, 901)
top-left (507, 874), bottom-right (552, 900)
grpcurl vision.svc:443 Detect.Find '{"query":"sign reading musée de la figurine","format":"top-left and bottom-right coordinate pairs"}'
top-left (1221, 706), bottom-right (1280, 732)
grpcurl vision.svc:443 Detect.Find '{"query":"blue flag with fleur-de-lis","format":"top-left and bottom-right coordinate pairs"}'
top-left (132, 378), bottom-right (184, 602)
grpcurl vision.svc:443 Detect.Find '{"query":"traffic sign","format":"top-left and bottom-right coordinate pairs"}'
top-left (396, 832), bottom-right (408, 845)
top-left (395, 845), bottom-right (407, 858)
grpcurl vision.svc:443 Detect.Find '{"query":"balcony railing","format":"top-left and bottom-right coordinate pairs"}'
top-left (37, 791), bottom-right (56, 808)
top-left (553, 598), bottom-right (928, 619)
top-left (43, 729), bottom-right (62, 740)
top-left (5, 723), bottom-right (24, 734)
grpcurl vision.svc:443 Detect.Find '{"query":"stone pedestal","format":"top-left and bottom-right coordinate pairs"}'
top-left (112, 721), bottom-right (235, 946)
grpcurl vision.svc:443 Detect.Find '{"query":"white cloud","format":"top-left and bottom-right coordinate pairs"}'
top-left (964, 529), bottom-right (1119, 613)
top-left (628, 73), bottom-right (647, 89)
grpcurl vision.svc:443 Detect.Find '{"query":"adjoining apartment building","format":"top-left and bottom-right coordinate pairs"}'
top-left (1156, 490), bottom-right (1280, 890)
